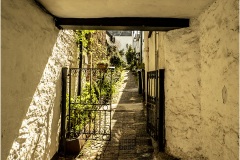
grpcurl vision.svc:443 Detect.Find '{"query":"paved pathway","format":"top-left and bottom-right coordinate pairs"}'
top-left (75, 70), bottom-right (154, 159)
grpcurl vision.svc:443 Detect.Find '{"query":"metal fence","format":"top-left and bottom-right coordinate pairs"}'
top-left (146, 69), bottom-right (165, 151)
top-left (59, 67), bottom-right (114, 155)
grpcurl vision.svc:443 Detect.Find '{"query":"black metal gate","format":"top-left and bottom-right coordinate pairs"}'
top-left (60, 67), bottom-right (114, 154)
top-left (146, 69), bottom-right (165, 151)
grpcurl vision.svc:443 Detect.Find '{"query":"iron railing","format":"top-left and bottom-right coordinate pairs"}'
top-left (67, 67), bottom-right (114, 140)
top-left (146, 69), bottom-right (165, 151)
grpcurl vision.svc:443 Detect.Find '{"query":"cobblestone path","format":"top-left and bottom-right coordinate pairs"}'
top-left (76, 70), bottom-right (154, 160)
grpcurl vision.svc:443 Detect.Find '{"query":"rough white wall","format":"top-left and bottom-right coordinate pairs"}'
top-left (148, 32), bottom-right (156, 71)
top-left (164, 23), bottom-right (202, 159)
top-left (199, 0), bottom-right (239, 159)
top-left (144, 0), bottom-right (238, 159)
top-left (143, 32), bottom-right (150, 72)
top-left (157, 32), bottom-right (166, 69)
top-left (115, 36), bottom-right (133, 52)
top-left (2, 0), bottom-right (77, 159)
top-left (163, 0), bottom-right (239, 159)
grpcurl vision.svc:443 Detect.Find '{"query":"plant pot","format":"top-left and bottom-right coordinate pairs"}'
top-left (97, 63), bottom-right (108, 72)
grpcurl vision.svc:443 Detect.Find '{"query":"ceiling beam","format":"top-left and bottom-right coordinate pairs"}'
top-left (55, 17), bottom-right (189, 31)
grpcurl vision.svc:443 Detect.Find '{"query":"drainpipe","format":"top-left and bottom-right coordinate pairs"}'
top-left (77, 32), bottom-right (83, 96)
top-left (138, 31), bottom-right (143, 94)
top-left (140, 31), bottom-right (143, 63)
top-left (155, 32), bottom-right (159, 70)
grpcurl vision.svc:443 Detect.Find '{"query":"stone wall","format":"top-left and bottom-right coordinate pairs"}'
top-left (144, 0), bottom-right (238, 159)
top-left (1, 0), bottom-right (78, 159)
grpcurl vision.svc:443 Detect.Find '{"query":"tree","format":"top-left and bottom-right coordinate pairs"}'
top-left (125, 45), bottom-right (136, 65)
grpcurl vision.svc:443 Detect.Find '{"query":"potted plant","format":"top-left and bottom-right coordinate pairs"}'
top-left (97, 60), bottom-right (109, 72)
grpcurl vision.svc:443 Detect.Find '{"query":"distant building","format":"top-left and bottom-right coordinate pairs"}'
top-left (106, 31), bottom-right (133, 62)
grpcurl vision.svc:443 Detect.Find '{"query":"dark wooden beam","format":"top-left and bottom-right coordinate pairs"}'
top-left (55, 17), bottom-right (189, 31)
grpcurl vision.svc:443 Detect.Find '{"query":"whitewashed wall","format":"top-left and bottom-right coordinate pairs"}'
top-left (164, 22), bottom-right (202, 159)
top-left (2, 0), bottom-right (78, 159)
top-left (144, 0), bottom-right (238, 159)
top-left (199, 0), bottom-right (239, 159)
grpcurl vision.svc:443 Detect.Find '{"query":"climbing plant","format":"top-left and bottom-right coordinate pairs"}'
top-left (75, 30), bottom-right (95, 48)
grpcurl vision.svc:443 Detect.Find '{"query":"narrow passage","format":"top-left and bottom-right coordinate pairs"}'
top-left (76, 70), bottom-right (154, 159)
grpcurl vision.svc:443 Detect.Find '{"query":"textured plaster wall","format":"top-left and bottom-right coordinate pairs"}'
top-left (157, 32), bottom-right (166, 69)
top-left (115, 36), bottom-right (133, 52)
top-left (163, 0), bottom-right (238, 159)
top-left (144, 0), bottom-right (238, 159)
top-left (143, 32), bottom-right (150, 72)
top-left (2, 0), bottom-right (77, 159)
top-left (199, 0), bottom-right (239, 159)
top-left (148, 32), bottom-right (156, 71)
top-left (164, 22), bottom-right (202, 159)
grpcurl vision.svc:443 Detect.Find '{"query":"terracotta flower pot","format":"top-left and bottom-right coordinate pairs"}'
top-left (97, 63), bottom-right (108, 72)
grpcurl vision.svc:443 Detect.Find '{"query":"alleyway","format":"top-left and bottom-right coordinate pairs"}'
top-left (75, 70), bottom-right (154, 159)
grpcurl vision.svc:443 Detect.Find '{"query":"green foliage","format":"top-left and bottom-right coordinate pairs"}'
top-left (67, 82), bottom-right (99, 133)
top-left (68, 30), bottom-right (127, 135)
top-left (126, 45), bottom-right (140, 71)
top-left (119, 49), bottom-right (124, 56)
top-left (75, 30), bottom-right (95, 48)
top-left (125, 45), bottom-right (136, 65)
top-left (110, 54), bottom-right (122, 68)
top-left (66, 71), bottom-right (121, 134)
top-left (107, 43), bottom-right (117, 56)
top-left (96, 71), bottom-right (114, 103)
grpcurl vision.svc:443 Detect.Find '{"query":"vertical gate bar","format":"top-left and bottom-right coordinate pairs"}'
top-left (104, 110), bottom-right (106, 134)
top-left (99, 70), bottom-right (102, 107)
top-left (149, 73), bottom-right (151, 135)
top-left (146, 72), bottom-right (149, 133)
top-left (109, 68), bottom-right (113, 140)
top-left (94, 110), bottom-right (96, 135)
top-left (150, 73), bottom-right (152, 100)
top-left (89, 110), bottom-right (91, 134)
top-left (152, 72), bottom-right (154, 138)
top-left (68, 68), bottom-right (72, 138)
top-left (159, 69), bottom-right (165, 151)
top-left (80, 69), bottom-right (82, 104)
top-left (151, 73), bottom-right (153, 137)
top-left (156, 70), bottom-right (159, 140)
top-left (88, 68), bottom-right (91, 135)
top-left (142, 69), bottom-right (145, 102)
top-left (77, 38), bottom-right (83, 96)
top-left (90, 68), bottom-right (92, 101)
top-left (59, 67), bottom-right (67, 156)
top-left (99, 110), bottom-right (101, 135)
top-left (73, 109), bottom-right (76, 136)
top-left (83, 111), bottom-right (86, 134)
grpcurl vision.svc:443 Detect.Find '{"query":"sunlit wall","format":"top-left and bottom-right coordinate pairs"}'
top-left (2, 0), bottom-right (78, 159)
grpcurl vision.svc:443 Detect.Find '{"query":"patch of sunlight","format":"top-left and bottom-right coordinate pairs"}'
top-left (112, 70), bottom-right (129, 104)
top-left (76, 70), bottom-right (129, 159)
top-left (7, 30), bottom-right (75, 160)
top-left (130, 97), bottom-right (136, 100)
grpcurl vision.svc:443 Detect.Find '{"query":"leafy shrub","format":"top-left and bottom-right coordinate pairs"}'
top-left (110, 54), bottom-right (122, 68)
top-left (125, 45), bottom-right (136, 65)
top-left (66, 82), bottom-right (99, 137)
